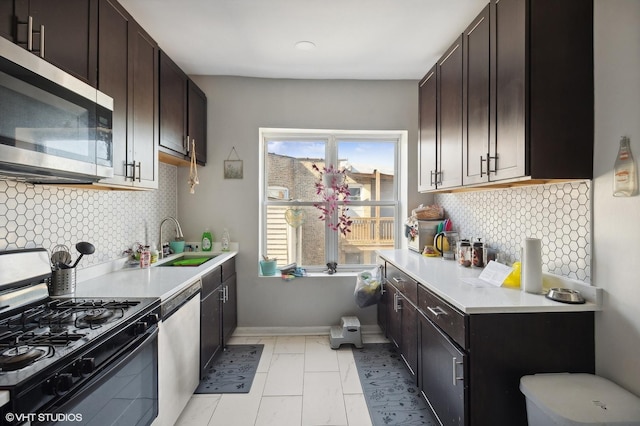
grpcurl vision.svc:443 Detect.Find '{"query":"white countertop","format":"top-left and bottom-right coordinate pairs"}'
top-left (377, 249), bottom-right (601, 314)
top-left (74, 250), bottom-right (238, 302)
top-left (0, 250), bottom-right (238, 409)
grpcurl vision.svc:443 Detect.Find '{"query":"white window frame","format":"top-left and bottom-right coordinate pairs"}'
top-left (259, 128), bottom-right (408, 272)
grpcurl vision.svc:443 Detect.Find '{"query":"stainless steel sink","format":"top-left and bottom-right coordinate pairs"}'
top-left (157, 253), bottom-right (219, 267)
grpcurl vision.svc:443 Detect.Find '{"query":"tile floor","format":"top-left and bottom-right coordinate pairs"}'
top-left (175, 334), bottom-right (388, 426)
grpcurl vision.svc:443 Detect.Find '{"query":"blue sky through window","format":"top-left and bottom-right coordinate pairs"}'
top-left (268, 140), bottom-right (395, 174)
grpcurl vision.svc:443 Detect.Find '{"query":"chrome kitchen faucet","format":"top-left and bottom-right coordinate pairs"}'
top-left (159, 217), bottom-right (184, 259)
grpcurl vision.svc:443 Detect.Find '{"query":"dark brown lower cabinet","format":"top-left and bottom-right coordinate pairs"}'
top-left (380, 260), bottom-right (595, 426)
top-left (221, 258), bottom-right (237, 347)
top-left (386, 284), bottom-right (401, 349)
top-left (200, 258), bottom-right (238, 377)
top-left (419, 312), bottom-right (466, 426)
top-left (400, 298), bottom-right (418, 379)
top-left (377, 281), bottom-right (389, 336)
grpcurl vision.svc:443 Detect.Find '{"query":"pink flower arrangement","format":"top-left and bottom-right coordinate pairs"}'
top-left (312, 164), bottom-right (352, 236)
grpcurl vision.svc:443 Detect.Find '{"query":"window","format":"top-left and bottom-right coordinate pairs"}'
top-left (259, 129), bottom-right (405, 271)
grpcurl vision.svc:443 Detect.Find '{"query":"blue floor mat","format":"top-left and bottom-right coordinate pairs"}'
top-left (195, 344), bottom-right (263, 394)
top-left (352, 343), bottom-right (438, 426)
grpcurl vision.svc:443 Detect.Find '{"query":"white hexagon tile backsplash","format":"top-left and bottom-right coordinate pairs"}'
top-left (1, 166), bottom-right (591, 282)
top-left (434, 180), bottom-right (591, 282)
top-left (0, 163), bottom-right (178, 268)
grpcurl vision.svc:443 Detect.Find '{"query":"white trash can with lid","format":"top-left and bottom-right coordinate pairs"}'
top-left (520, 373), bottom-right (640, 426)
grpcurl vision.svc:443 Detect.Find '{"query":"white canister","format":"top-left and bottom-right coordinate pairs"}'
top-left (521, 238), bottom-right (543, 294)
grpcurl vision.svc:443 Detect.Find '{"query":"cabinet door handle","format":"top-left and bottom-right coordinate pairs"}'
top-left (436, 171), bottom-right (443, 185)
top-left (125, 162), bottom-right (135, 181)
top-left (39, 24), bottom-right (44, 58)
top-left (29, 19), bottom-right (45, 58)
top-left (427, 306), bottom-right (447, 317)
top-left (395, 293), bottom-right (403, 312)
top-left (224, 285), bottom-right (229, 303)
top-left (480, 155), bottom-right (487, 178)
top-left (392, 277), bottom-right (406, 284)
top-left (186, 136), bottom-right (190, 154)
top-left (393, 292), bottom-right (400, 312)
top-left (488, 153), bottom-right (498, 175)
top-left (135, 162), bottom-right (141, 182)
top-left (219, 288), bottom-right (225, 301)
top-left (27, 16), bottom-right (33, 51)
top-left (452, 357), bottom-right (464, 386)
top-left (430, 170), bottom-right (435, 186)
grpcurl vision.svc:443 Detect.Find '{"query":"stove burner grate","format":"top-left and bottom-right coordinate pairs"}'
top-left (0, 345), bottom-right (48, 371)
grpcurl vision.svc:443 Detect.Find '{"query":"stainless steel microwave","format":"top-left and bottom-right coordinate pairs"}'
top-left (0, 36), bottom-right (113, 184)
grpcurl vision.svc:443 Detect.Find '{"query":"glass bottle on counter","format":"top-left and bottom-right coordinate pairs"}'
top-left (150, 243), bottom-right (159, 264)
top-left (613, 136), bottom-right (638, 197)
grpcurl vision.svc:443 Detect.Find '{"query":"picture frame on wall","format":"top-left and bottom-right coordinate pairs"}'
top-left (224, 160), bottom-right (243, 179)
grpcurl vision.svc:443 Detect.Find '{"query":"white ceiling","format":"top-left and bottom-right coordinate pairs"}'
top-left (118, 0), bottom-right (488, 80)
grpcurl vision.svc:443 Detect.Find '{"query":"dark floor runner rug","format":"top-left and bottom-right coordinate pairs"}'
top-left (352, 343), bottom-right (438, 426)
top-left (195, 344), bottom-right (263, 394)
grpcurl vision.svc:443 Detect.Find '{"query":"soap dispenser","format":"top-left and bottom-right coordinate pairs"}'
top-left (202, 228), bottom-right (213, 252)
top-left (221, 228), bottom-right (230, 251)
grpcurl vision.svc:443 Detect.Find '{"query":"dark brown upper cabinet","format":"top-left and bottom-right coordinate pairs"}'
top-left (188, 79), bottom-right (207, 165)
top-left (494, 0), bottom-right (593, 182)
top-left (159, 51), bottom-right (187, 156)
top-left (462, 4), bottom-right (492, 186)
top-left (96, 0), bottom-right (158, 189)
top-left (420, 0), bottom-right (594, 192)
top-left (159, 50), bottom-right (207, 166)
top-left (418, 66), bottom-right (437, 192)
top-left (10, 0), bottom-right (98, 86)
top-left (0, 1), bottom-right (13, 41)
top-left (436, 35), bottom-right (464, 190)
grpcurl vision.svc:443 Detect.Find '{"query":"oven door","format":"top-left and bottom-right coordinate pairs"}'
top-left (38, 329), bottom-right (158, 426)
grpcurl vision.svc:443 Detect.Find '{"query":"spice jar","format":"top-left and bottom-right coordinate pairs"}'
top-left (457, 240), bottom-right (472, 267)
top-left (139, 245), bottom-right (151, 268)
top-left (472, 239), bottom-right (486, 268)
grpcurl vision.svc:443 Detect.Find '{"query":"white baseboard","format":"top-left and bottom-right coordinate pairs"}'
top-left (233, 324), bottom-right (382, 337)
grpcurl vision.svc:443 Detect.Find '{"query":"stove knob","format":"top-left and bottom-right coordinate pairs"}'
top-left (146, 313), bottom-right (159, 325)
top-left (132, 321), bottom-right (149, 335)
top-left (43, 373), bottom-right (74, 395)
top-left (72, 357), bottom-right (95, 377)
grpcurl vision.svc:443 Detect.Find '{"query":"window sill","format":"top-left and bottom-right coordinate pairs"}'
top-left (258, 271), bottom-right (360, 278)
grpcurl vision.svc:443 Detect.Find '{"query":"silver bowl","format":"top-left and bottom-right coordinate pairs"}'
top-left (545, 288), bottom-right (585, 304)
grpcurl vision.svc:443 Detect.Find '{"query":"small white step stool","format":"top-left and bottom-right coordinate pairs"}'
top-left (330, 316), bottom-right (363, 349)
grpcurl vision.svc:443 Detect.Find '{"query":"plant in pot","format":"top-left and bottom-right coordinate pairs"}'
top-left (312, 164), bottom-right (352, 273)
top-left (312, 163), bottom-right (352, 236)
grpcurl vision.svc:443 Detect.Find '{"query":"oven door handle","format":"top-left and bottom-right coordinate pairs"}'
top-left (43, 327), bottom-right (158, 416)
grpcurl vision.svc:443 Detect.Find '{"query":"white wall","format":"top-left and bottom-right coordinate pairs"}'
top-left (176, 77), bottom-right (430, 329)
top-left (593, 0), bottom-right (640, 395)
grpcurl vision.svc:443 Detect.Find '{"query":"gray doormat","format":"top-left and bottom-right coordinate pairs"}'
top-left (352, 343), bottom-right (438, 426)
top-left (195, 344), bottom-right (263, 394)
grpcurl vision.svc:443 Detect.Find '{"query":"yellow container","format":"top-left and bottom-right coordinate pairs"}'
top-left (503, 261), bottom-right (521, 288)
